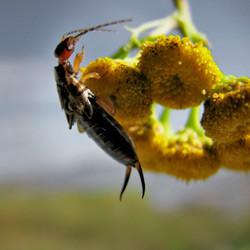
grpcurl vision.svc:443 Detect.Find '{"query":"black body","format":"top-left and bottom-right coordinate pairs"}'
top-left (54, 64), bottom-right (138, 165)
top-left (77, 95), bottom-right (138, 166)
top-left (54, 64), bottom-right (75, 128)
top-left (54, 63), bottom-right (145, 199)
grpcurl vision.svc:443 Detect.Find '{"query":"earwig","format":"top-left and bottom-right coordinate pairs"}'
top-left (54, 19), bottom-right (145, 200)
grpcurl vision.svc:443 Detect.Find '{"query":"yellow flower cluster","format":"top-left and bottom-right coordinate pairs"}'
top-left (80, 35), bottom-right (250, 179)
top-left (81, 58), bottom-right (152, 126)
top-left (128, 119), bottom-right (219, 181)
top-left (201, 79), bottom-right (250, 172)
top-left (215, 135), bottom-right (250, 172)
top-left (201, 80), bottom-right (250, 143)
top-left (81, 57), bottom-right (119, 96)
top-left (138, 36), bottom-right (222, 109)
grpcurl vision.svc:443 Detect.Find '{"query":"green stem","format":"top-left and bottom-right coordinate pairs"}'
top-left (111, 15), bottom-right (178, 59)
top-left (185, 106), bottom-right (204, 137)
top-left (130, 17), bottom-right (170, 36)
top-left (173, 0), bottom-right (208, 44)
top-left (141, 16), bottom-right (178, 37)
top-left (222, 74), bottom-right (250, 84)
top-left (213, 74), bottom-right (250, 93)
top-left (150, 103), bottom-right (157, 119)
top-left (112, 0), bottom-right (208, 59)
top-left (159, 108), bottom-right (173, 136)
top-left (112, 37), bottom-right (140, 59)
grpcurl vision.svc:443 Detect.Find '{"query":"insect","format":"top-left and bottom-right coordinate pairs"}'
top-left (54, 19), bottom-right (145, 200)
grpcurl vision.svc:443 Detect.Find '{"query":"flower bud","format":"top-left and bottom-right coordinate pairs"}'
top-left (138, 35), bottom-right (222, 109)
top-left (82, 58), bottom-right (152, 126)
top-left (202, 81), bottom-right (250, 143)
top-left (215, 135), bottom-right (250, 172)
top-left (129, 119), bottom-right (220, 181)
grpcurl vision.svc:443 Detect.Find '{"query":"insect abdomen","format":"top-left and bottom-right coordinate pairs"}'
top-left (77, 97), bottom-right (138, 166)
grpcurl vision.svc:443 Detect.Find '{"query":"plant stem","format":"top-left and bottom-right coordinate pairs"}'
top-left (140, 16), bottom-right (178, 37)
top-left (222, 74), bottom-right (250, 83)
top-left (112, 37), bottom-right (140, 59)
top-left (159, 108), bottom-right (173, 136)
top-left (111, 15), bottom-right (178, 59)
top-left (173, 0), bottom-right (208, 44)
top-left (185, 106), bottom-right (204, 137)
top-left (150, 103), bottom-right (157, 119)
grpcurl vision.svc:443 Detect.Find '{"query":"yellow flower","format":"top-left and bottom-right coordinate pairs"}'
top-left (81, 57), bottom-right (119, 96)
top-left (129, 119), bottom-right (220, 181)
top-left (215, 135), bottom-right (250, 172)
top-left (201, 81), bottom-right (250, 143)
top-left (81, 58), bottom-right (152, 126)
top-left (138, 35), bottom-right (222, 109)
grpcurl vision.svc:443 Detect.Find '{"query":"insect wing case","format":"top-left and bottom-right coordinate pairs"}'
top-left (77, 96), bottom-right (138, 166)
top-left (54, 64), bottom-right (76, 129)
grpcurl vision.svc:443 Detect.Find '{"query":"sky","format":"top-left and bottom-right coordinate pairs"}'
top-left (1, 0), bottom-right (250, 208)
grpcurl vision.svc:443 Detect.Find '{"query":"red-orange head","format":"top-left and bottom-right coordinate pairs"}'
top-left (54, 19), bottom-right (132, 62)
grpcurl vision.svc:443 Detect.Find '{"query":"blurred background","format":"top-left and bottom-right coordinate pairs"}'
top-left (1, 0), bottom-right (250, 249)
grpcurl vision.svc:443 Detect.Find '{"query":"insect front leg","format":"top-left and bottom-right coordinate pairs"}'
top-left (81, 72), bottom-right (101, 82)
top-left (73, 46), bottom-right (101, 81)
top-left (66, 73), bottom-right (93, 119)
top-left (96, 97), bottom-right (116, 116)
top-left (73, 47), bottom-right (84, 75)
top-left (79, 67), bottom-right (116, 116)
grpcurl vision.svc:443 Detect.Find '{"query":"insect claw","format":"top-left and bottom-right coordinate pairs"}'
top-left (119, 166), bottom-right (132, 201)
top-left (135, 162), bottom-right (145, 199)
top-left (81, 89), bottom-right (94, 118)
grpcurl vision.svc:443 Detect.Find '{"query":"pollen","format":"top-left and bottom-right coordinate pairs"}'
top-left (82, 57), bottom-right (152, 126)
top-left (138, 35), bottom-right (222, 109)
top-left (201, 80), bottom-right (250, 143)
top-left (129, 119), bottom-right (220, 181)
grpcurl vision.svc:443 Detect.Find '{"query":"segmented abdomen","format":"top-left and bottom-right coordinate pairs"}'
top-left (77, 97), bottom-right (138, 166)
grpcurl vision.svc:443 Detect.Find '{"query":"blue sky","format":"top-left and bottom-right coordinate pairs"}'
top-left (1, 0), bottom-right (250, 205)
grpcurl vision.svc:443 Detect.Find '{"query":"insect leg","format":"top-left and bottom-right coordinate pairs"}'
top-left (80, 72), bottom-right (117, 116)
top-left (96, 97), bottom-right (116, 116)
top-left (81, 89), bottom-right (94, 118)
top-left (73, 47), bottom-right (84, 74)
top-left (68, 74), bottom-right (94, 118)
top-left (80, 72), bottom-right (101, 83)
top-left (77, 120), bottom-right (85, 133)
top-left (119, 165), bottom-right (132, 201)
top-left (135, 162), bottom-right (145, 199)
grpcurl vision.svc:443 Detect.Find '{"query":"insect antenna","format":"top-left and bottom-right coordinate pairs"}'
top-left (64, 27), bottom-right (115, 37)
top-left (62, 18), bottom-right (132, 40)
